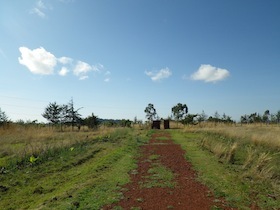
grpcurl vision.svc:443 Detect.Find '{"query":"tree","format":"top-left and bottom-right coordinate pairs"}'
top-left (276, 110), bottom-right (280, 124)
top-left (182, 114), bottom-right (198, 125)
top-left (249, 112), bottom-right (262, 123)
top-left (171, 103), bottom-right (188, 122)
top-left (263, 110), bottom-right (270, 124)
top-left (214, 111), bottom-right (220, 120)
top-left (240, 114), bottom-right (249, 124)
top-left (241, 112), bottom-right (262, 124)
top-left (0, 108), bottom-right (8, 127)
top-left (197, 110), bottom-right (207, 124)
top-left (144, 103), bottom-right (157, 121)
top-left (84, 113), bottom-right (100, 130)
top-left (64, 98), bottom-right (82, 131)
top-left (42, 102), bottom-right (62, 125)
top-left (120, 119), bottom-right (132, 127)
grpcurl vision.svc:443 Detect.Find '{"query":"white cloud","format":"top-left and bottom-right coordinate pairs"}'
top-left (92, 63), bottom-right (104, 72)
top-left (104, 71), bottom-right (111, 76)
top-left (104, 71), bottom-right (111, 82)
top-left (145, 67), bottom-right (172, 81)
top-left (30, 7), bottom-right (46, 18)
top-left (58, 56), bottom-right (72, 65)
top-left (37, 0), bottom-right (46, 9)
top-left (30, 0), bottom-right (53, 18)
top-left (30, 0), bottom-right (47, 18)
top-left (191, 64), bottom-right (230, 83)
top-left (79, 75), bottom-right (89, 80)
top-left (73, 61), bottom-right (92, 75)
top-left (59, 67), bottom-right (69, 76)
top-left (18, 46), bottom-right (57, 75)
top-left (18, 46), bottom-right (105, 80)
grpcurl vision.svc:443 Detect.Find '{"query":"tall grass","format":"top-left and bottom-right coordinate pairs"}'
top-left (185, 123), bottom-right (280, 149)
top-left (182, 123), bottom-right (280, 208)
top-left (0, 124), bottom-right (115, 167)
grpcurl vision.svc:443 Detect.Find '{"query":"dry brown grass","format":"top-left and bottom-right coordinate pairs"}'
top-left (0, 124), bottom-right (114, 163)
top-left (185, 122), bottom-right (280, 149)
top-left (182, 122), bottom-right (280, 201)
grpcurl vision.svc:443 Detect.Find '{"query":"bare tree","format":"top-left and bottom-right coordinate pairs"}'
top-left (64, 98), bottom-right (82, 131)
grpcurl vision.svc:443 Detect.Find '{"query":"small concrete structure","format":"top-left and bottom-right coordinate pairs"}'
top-left (152, 120), bottom-right (161, 129)
top-left (164, 120), bottom-right (170, 129)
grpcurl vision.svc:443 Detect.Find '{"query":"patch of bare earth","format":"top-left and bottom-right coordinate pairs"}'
top-left (104, 131), bottom-right (234, 210)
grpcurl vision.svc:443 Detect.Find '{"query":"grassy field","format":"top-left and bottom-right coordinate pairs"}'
top-left (0, 123), bottom-right (279, 209)
top-left (0, 126), bottom-right (150, 209)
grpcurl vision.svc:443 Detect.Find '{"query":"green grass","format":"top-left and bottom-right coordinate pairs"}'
top-left (139, 152), bottom-right (176, 189)
top-left (2, 126), bottom-right (279, 209)
top-left (0, 128), bottom-right (149, 210)
top-left (154, 136), bottom-right (170, 141)
top-left (170, 130), bottom-right (280, 209)
top-left (141, 162), bottom-right (176, 189)
top-left (148, 154), bottom-right (160, 160)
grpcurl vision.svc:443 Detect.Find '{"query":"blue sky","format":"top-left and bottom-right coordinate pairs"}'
top-left (1, 0), bottom-right (280, 122)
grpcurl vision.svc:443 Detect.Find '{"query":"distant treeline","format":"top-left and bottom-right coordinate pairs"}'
top-left (1, 100), bottom-right (280, 129)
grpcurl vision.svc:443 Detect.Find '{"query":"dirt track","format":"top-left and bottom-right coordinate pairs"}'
top-left (104, 131), bottom-right (233, 210)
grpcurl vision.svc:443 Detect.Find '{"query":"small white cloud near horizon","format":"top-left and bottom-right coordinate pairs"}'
top-left (18, 46), bottom-right (57, 75)
top-left (190, 64), bottom-right (230, 83)
top-left (145, 67), bottom-right (172, 81)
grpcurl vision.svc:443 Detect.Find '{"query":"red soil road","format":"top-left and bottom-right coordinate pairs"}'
top-left (104, 131), bottom-right (234, 210)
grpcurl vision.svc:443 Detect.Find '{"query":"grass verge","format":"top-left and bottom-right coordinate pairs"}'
top-left (170, 131), bottom-right (280, 209)
top-left (170, 130), bottom-right (280, 209)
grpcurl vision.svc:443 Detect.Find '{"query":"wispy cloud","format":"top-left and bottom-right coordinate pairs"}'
top-left (104, 78), bottom-right (110, 82)
top-left (30, 7), bottom-right (46, 18)
top-left (30, 0), bottom-right (48, 18)
top-left (190, 64), bottom-right (230, 83)
top-left (92, 63), bottom-right (104, 72)
top-left (30, 0), bottom-right (73, 18)
top-left (104, 71), bottom-right (111, 82)
top-left (79, 75), bottom-right (89, 80)
top-left (18, 46), bottom-right (106, 80)
top-left (145, 67), bottom-right (172, 82)
top-left (0, 48), bottom-right (7, 60)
